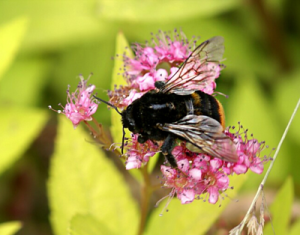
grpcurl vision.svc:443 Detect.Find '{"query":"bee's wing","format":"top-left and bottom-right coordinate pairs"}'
top-left (161, 36), bottom-right (224, 95)
top-left (158, 115), bottom-right (238, 162)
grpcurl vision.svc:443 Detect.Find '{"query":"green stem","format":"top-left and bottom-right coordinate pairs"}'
top-left (234, 97), bottom-right (300, 234)
top-left (138, 165), bottom-right (153, 235)
top-left (84, 117), bottom-right (124, 159)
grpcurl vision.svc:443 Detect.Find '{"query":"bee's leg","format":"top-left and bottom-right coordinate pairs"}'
top-left (161, 134), bottom-right (177, 167)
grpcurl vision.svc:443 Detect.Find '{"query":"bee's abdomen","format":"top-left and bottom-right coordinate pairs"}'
top-left (191, 91), bottom-right (225, 128)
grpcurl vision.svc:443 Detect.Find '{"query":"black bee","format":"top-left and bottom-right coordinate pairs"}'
top-left (96, 36), bottom-right (238, 167)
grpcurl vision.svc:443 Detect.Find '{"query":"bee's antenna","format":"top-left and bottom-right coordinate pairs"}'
top-left (121, 127), bottom-right (125, 154)
top-left (93, 95), bottom-right (122, 115)
top-left (93, 95), bottom-right (126, 155)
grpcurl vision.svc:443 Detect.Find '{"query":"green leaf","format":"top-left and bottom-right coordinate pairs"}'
top-left (0, 1), bottom-right (109, 52)
top-left (69, 214), bottom-right (114, 235)
top-left (0, 107), bottom-right (48, 175)
top-left (264, 176), bottom-right (294, 235)
top-left (98, 0), bottom-right (240, 22)
top-left (0, 221), bottom-right (22, 235)
top-left (147, 153), bottom-right (160, 173)
top-left (0, 17), bottom-right (28, 80)
top-left (111, 32), bottom-right (134, 87)
top-left (145, 174), bottom-right (247, 235)
top-left (110, 32), bottom-right (144, 181)
top-left (289, 217), bottom-right (300, 235)
top-left (48, 116), bottom-right (139, 235)
top-left (0, 58), bottom-right (51, 106)
top-left (110, 32), bottom-right (132, 145)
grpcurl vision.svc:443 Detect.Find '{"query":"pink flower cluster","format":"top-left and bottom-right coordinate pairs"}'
top-left (49, 75), bottom-right (98, 128)
top-left (125, 134), bottom-right (162, 170)
top-left (108, 29), bottom-right (220, 107)
top-left (161, 129), bottom-right (267, 204)
top-left (107, 30), bottom-right (270, 205)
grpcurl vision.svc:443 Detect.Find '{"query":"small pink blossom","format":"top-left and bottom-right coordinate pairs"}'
top-left (136, 73), bottom-right (156, 91)
top-left (221, 129), bottom-right (266, 175)
top-left (122, 90), bottom-right (145, 106)
top-left (126, 154), bottom-right (142, 170)
top-left (161, 165), bottom-right (196, 204)
top-left (177, 189), bottom-right (195, 204)
top-left (161, 165), bottom-right (177, 180)
top-left (128, 46), bottom-right (159, 73)
top-left (49, 76), bottom-right (98, 128)
top-left (189, 168), bottom-right (202, 181)
top-left (154, 39), bottom-right (188, 62)
top-left (177, 159), bottom-right (190, 173)
top-left (210, 158), bottom-right (223, 171)
top-left (154, 69), bottom-right (168, 82)
top-left (124, 134), bottom-right (160, 170)
top-left (249, 157), bottom-right (264, 174)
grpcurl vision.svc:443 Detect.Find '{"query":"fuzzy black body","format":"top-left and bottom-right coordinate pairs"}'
top-left (122, 89), bottom-right (225, 166)
top-left (122, 90), bottom-right (224, 140)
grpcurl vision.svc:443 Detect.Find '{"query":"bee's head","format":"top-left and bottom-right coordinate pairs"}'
top-left (121, 104), bottom-right (139, 133)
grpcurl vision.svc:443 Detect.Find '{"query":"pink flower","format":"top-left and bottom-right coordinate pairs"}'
top-left (122, 90), bottom-right (145, 106)
top-left (201, 169), bottom-right (229, 204)
top-left (160, 126), bottom-right (269, 205)
top-left (154, 69), bottom-right (168, 82)
top-left (49, 75), bottom-right (98, 128)
top-left (160, 155), bottom-right (229, 205)
top-left (221, 129), bottom-right (266, 175)
top-left (161, 145), bottom-right (230, 205)
top-left (136, 73), bottom-right (156, 91)
top-left (177, 189), bottom-right (195, 204)
top-left (124, 134), bottom-right (160, 170)
top-left (188, 168), bottom-right (202, 181)
top-left (161, 165), bottom-right (197, 204)
top-left (128, 46), bottom-right (159, 73)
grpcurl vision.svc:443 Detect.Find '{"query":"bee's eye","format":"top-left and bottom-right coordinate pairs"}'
top-left (127, 105), bottom-right (132, 112)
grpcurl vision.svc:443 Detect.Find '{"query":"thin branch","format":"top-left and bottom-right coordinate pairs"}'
top-left (84, 117), bottom-right (123, 159)
top-left (231, 97), bottom-right (300, 234)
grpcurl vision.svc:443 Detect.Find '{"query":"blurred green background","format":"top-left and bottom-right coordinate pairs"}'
top-left (0, 0), bottom-right (299, 234)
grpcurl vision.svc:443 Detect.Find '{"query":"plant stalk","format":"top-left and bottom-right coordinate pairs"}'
top-left (233, 97), bottom-right (300, 234)
top-left (137, 165), bottom-right (153, 235)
